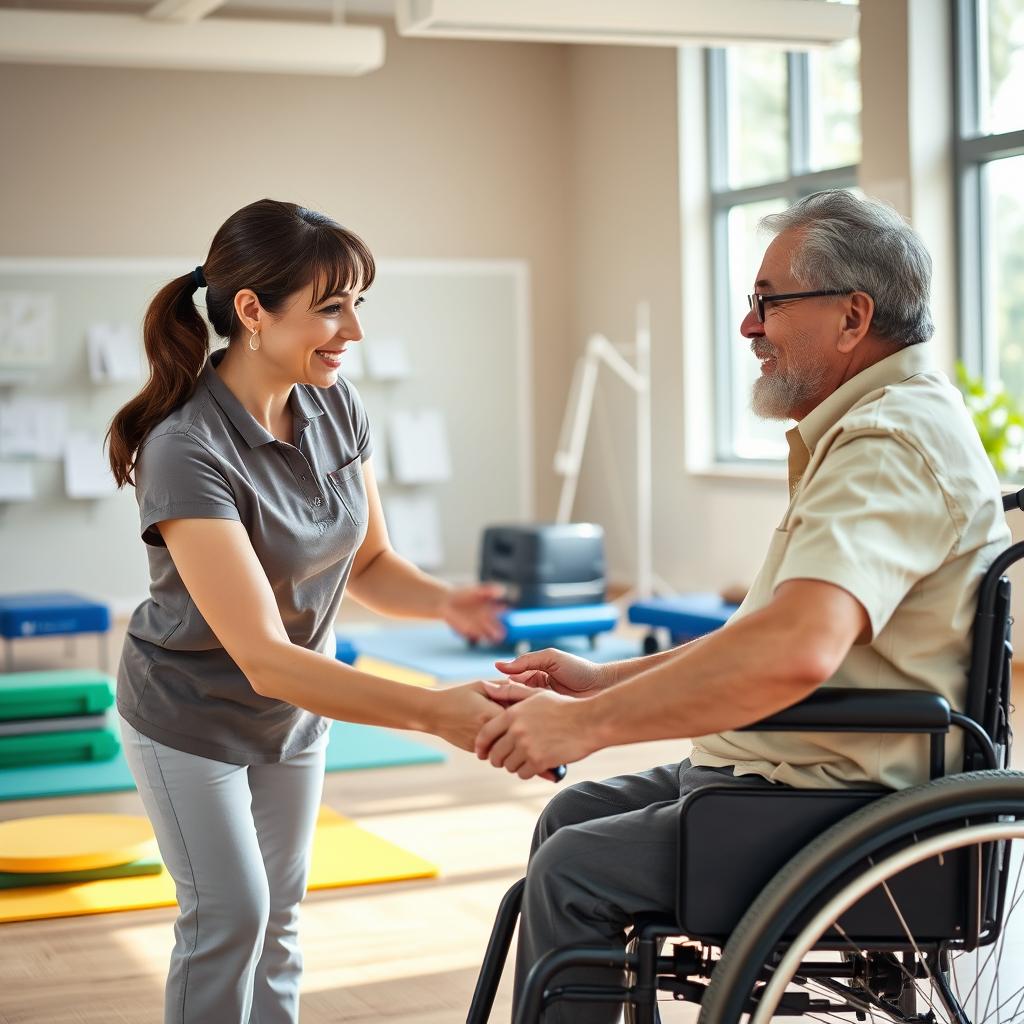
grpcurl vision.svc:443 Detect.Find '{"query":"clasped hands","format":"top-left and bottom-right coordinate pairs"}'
top-left (434, 648), bottom-right (613, 782)
top-left (436, 586), bottom-right (610, 781)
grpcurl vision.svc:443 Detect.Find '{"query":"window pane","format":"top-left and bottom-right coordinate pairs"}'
top-left (726, 49), bottom-right (788, 189)
top-left (982, 0), bottom-right (1024, 134)
top-left (985, 155), bottom-right (1024, 398)
top-left (724, 199), bottom-right (789, 461)
top-left (808, 36), bottom-right (862, 170)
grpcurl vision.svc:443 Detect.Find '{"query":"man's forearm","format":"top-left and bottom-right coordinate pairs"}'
top-left (584, 606), bottom-right (830, 746)
top-left (601, 634), bottom-right (710, 688)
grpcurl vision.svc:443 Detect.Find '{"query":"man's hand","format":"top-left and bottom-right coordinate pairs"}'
top-left (440, 584), bottom-right (507, 645)
top-left (494, 647), bottom-right (609, 698)
top-left (475, 681), bottom-right (603, 780)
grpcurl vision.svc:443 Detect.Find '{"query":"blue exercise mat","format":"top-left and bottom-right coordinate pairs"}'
top-left (347, 623), bottom-right (640, 683)
top-left (0, 720), bottom-right (444, 802)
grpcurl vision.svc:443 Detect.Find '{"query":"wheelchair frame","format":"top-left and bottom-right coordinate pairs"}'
top-left (467, 489), bottom-right (1024, 1024)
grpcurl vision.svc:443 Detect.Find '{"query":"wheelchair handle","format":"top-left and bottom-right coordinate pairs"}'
top-left (550, 764), bottom-right (567, 782)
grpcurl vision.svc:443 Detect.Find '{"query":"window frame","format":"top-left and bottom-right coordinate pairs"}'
top-left (707, 47), bottom-right (858, 465)
top-left (954, 0), bottom-right (1024, 385)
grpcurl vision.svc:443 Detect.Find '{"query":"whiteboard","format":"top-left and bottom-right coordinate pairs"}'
top-left (0, 258), bottom-right (532, 613)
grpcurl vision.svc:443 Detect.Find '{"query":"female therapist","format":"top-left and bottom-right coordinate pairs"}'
top-left (106, 198), bottom-right (508, 1024)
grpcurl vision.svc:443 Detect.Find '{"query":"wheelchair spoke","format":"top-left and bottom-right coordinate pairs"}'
top-left (981, 845), bottom-right (1024, 1023)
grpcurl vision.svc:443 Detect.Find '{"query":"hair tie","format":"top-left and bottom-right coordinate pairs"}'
top-left (191, 265), bottom-right (207, 289)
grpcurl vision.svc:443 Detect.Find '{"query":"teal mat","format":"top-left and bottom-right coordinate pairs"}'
top-left (0, 721), bottom-right (444, 803)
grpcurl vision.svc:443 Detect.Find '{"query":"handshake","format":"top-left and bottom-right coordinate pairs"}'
top-left (427, 647), bottom-right (615, 783)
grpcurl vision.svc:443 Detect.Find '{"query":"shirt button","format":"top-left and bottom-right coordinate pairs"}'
top-left (313, 496), bottom-right (323, 507)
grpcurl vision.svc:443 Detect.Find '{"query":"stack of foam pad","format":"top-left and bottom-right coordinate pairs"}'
top-left (0, 670), bottom-right (118, 771)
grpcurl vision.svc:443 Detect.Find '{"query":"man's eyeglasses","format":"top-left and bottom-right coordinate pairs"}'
top-left (746, 289), bottom-right (855, 324)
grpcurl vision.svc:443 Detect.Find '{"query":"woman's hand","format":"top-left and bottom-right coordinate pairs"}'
top-left (427, 680), bottom-right (506, 752)
top-left (494, 647), bottom-right (609, 698)
top-left (439, 584), bottom-right (507, 645)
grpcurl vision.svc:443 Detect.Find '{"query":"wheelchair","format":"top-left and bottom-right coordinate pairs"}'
top-left (467, 489), bottom-right (1024, 1023)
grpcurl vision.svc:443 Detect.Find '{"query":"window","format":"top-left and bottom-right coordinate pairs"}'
top-left (707, 39), bottom-right (861, 463)
top-left (956, 0), bottom-right (1024, 395)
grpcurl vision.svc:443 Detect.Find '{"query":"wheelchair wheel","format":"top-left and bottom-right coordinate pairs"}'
top-left (698, 771), bottom-right (1024, 1023)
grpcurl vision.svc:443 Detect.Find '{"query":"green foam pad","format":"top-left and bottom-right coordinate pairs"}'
top-left (0, 728), bottom-right (119, 769)
top-left (0, 721), bottom-right (443, 802)
top-left (0, 671), bottom-right (114, 721)
top-left (0, 856), bottom-right (162, 890)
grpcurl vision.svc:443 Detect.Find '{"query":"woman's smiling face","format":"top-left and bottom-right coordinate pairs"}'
top-left (247, 278), bottom-right (366, 387)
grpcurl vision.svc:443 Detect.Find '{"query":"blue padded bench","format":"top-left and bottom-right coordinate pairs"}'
top-left (491, 603), bottom-right (619, 656)
top-left (0, 593), bottom-right (112, 672)
top-left (628, 593), bottom-right (738, 654)
top-left (335, 635), bottom-right (359, 666)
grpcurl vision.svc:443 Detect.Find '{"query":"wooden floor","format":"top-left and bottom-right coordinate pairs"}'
top-left (1, 625), bottom-right (1021, 1024)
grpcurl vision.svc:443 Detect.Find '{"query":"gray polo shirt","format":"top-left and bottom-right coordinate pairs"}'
top-left (116, 347), bottom-right (372, 764)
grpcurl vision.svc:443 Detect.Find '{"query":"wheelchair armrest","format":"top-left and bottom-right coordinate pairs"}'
top-left (741, 688), bottom-right (951, 734)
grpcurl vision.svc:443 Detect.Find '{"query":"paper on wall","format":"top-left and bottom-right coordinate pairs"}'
top-left (0, 397), bottom-right (69, 459)
top-left (384, 492), bottom-right (444, 570)
top-left (0, 293), bottom-right (56, 369)
top-left (63, 432), bottom-right (117, 499)
top-left (388, 409), bottom-right (452, 484)
top-left (86, 322), bottom-right (142, 383)
top-left (365, 337), bottom-right (411, 380)
top-left (0, 461), bottom-right (34, 502)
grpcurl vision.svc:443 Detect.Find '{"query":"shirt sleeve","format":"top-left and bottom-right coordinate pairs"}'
top-left (773, 429), bottom-right (960, 640)
top-left (339, 377), bottom-right (373, 461)
top-left (135, 432), bottom-right (241, 547)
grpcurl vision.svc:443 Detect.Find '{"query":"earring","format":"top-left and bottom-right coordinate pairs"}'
top-left (248, 329), bottom-right (261, 352)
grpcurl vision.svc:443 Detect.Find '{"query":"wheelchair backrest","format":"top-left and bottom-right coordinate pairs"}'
top-left (963, 487), bottom-right (1024, 772)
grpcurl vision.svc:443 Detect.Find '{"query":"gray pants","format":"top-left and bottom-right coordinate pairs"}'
top-left (513, 759), bottom-right (776, 1024)
top-left (118, 715), bottom-right (328, 1024)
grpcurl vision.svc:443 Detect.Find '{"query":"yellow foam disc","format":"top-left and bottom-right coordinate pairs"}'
top-left (0, 814), bottom-right (156, 873)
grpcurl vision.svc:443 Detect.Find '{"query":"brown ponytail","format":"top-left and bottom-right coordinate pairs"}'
top-left (106, 199), bottom-right (375, 487)
top-left (107, 273), bottom-right (209, 487)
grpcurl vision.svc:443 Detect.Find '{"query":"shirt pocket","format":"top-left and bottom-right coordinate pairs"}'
top-left (326, 456), bottom-right (368, 526)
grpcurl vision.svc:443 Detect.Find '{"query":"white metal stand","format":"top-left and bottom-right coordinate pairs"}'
top-left (553, 302), bottom-right (669, 603)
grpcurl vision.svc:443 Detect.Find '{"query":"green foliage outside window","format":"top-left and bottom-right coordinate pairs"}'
top-left (956, 361), bottom-right (1024, 481)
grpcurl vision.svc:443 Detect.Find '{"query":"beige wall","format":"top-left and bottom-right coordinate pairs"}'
top-left (2, 6), bottom-right (971, 604)
top-left (0, 22), bottom-right (576, 520)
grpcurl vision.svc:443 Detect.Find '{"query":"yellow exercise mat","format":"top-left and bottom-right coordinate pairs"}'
top-left (0, 814), bottom-right (157, 873)
top-left (354, 654), bottom-right (437, 688)
top-left (0, 805), bottom-right (437, 924)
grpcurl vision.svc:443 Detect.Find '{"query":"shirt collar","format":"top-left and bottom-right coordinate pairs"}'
top-left (201, 347), bottom-right (326, 449)
top-left (786, 343), bottom-right (935, 494)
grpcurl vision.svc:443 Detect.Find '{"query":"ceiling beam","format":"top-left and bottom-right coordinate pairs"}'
top-left (0, 9), bottom-right (385, 76)
top-left (397, 0), bottom-right (859, 50)
top-left (147, 0), bottom-right (230, 23)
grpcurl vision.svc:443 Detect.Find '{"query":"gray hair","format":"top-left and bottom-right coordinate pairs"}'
top-left (759, 189), bottom-right (934, 348)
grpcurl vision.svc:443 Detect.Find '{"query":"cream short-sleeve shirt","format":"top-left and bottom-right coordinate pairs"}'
top-left (690, 344), bottom-right (1010, 790)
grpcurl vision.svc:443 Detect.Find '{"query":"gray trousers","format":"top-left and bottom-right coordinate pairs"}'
top-left (513, 758), bottom-right (776, 1024)
top-left (118, 715), bottom-right (328, 1024)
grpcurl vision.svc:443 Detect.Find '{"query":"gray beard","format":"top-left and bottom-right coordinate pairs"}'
top-left (750, 356), bottom-right (830, 421)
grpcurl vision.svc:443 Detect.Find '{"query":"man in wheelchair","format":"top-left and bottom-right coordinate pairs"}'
top-left (474, 190), bottom-right (1018, 1023)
